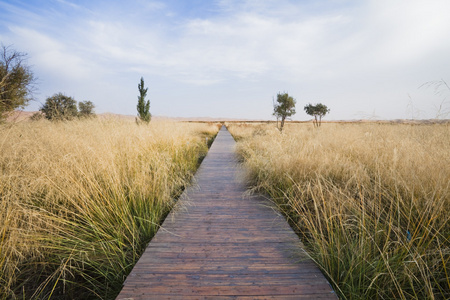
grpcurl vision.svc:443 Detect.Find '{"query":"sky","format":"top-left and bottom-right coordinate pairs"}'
top-left (1, 0), bottom-right (449, 120)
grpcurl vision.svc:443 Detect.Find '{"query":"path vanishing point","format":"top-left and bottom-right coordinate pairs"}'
top-left (116, 126), bottom-right (337, 299)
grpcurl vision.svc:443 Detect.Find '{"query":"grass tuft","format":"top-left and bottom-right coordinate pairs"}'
top-left (227, 122), bottom-right (449, 299)
top-left (1, 118), bottom-right (219, 299)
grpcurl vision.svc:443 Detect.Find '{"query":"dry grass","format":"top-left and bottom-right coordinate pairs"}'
top-left (0, 118), bottom-right (219, 299)
top-left (227, 122), bottom-right (449, 299)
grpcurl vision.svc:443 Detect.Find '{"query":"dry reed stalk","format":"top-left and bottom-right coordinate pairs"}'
top-left (0, 118), bottom-right (219, 299)
top-left (228, 122), bottom-right (449, 299)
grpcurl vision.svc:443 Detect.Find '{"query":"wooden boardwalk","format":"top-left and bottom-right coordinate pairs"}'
top-left (116, 126), bottom-right (337, 299)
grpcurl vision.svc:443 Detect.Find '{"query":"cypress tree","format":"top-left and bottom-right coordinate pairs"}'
top-left (136, 77), bottom-right (151, 123)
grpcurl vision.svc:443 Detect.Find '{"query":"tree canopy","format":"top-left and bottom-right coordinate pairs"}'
top-left (273, 92), bottom-right (296, 132)
top-left (78, 100), bottom-right (95, 118)
top-left (40, 93), bottom-right (78, 121)
top-left (40, 94), bottom-right (96, 121)
top-left (0, 45), bottom-right (35, 121)
top-left (304, 103), bottom-right (330, 127)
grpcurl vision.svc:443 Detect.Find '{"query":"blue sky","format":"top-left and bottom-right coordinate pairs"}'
top-left (1, 0), bottom-right (449, 119)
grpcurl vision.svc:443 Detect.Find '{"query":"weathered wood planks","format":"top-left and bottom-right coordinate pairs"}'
top-left (116, 126), bottom-right (337, 299)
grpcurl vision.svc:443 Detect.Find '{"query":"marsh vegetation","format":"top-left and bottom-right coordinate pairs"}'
top-left (0, 118), bottom-right (219, 299)
top-left (227, 122), bottom-right (449, 299)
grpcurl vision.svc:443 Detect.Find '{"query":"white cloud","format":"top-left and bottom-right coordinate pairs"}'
top-left (8, 26), bottom-right (95, 80)
top-left (1, 0), bottom-right (449, 118)
top-left (354, 1), bottom-right (450, 68)
top-left (55, 0), bottom-right (82, 10)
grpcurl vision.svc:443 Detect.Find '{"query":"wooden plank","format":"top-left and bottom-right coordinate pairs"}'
top-left (117, 296), bottom-right (333, 300)
top-left (119, 284), bottom-right (334, 295)
top-left (116, 126), bottom-right (337, 299)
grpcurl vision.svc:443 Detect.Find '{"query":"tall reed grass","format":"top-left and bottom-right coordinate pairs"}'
top-left (227, 122), bottom-right (449, 299)
top-left (0, 118), bottom-right (219, 299)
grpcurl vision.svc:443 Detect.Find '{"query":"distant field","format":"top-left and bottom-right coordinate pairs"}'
top-left (227, 122), bottom-right (449, 299)
top-left (5, 110), bottom-right (253, 123)
top-left (0, 118), bottom-right (219, 299)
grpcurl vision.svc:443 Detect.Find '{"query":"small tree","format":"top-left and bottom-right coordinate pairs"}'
top-left (78, 100), bottom-right (95, 118)
top-left (136, 77), bottom-right (151, 123)
top-left (0, 44), bottom-right (35, 121)
top-left (304, 103), bottom-right (330, 127)
top-left (273, 92), bottom-right (296, 132)
top-left (40, 93), bottom-right (78, 121)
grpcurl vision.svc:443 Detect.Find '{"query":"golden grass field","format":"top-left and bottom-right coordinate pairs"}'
top-left (227, 122), bottom-right (449, 299)
top-left (1, 117), bottom-right (449, 299)
top-left (0, 118), bottom-right (219, 299)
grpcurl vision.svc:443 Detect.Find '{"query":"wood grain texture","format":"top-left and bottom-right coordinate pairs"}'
top-left (116, 126), bottom-right (337, 299)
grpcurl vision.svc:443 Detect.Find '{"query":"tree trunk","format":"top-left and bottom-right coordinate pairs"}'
top-left (280, 117), bottom-right (285, 132)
